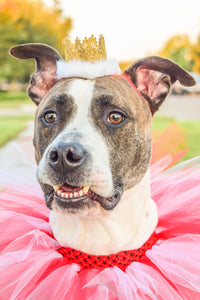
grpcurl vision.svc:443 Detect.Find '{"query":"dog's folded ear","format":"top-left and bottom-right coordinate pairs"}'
top-left (124, 56), bottom-right (196, 114)
top-left (9, 44), bottom-right (63, 105)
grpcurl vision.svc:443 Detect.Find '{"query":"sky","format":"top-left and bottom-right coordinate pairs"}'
top-left (44, 0), bottom-right (200, 61)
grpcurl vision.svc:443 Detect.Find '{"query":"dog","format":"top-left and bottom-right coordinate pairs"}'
top-left (10, 44), bottom-right (195, 255)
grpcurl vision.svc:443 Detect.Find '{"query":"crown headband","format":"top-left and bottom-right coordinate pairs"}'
top-left (63, 34), bottom-right (107, 63)
top-left (56, 35), bottom-right (121, 79)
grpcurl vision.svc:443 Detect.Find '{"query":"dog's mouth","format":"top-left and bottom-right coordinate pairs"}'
top-left (55, 184), bottom-right (90, 199)
top-left (45, 183), bottom-right (121, 211)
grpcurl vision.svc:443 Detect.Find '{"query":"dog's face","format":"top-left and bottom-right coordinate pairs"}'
top-left (34, 75), bottom-right (152, 215)
top-left (10, 44), bottom-right (195, 216)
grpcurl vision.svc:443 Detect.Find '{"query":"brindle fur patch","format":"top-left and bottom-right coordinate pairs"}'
top-left (92, 75), bottom-right (152, 191)
top-left (33, 78), bottom-right (76, 163)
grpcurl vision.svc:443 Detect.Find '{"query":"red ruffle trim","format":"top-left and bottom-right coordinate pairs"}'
top-left (57, 232), bottom-right (159, 271)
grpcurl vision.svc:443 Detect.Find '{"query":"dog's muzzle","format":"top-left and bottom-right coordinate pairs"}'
top-left (40, 141), bottom-right (122, 212)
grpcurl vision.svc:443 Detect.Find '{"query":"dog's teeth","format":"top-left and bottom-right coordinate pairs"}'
top-left (53, 186), bottom-right (59, 191)
top-left (56, 187), bottom-right (90, 200)
top-left (83, 186), bottom-right (90, 194)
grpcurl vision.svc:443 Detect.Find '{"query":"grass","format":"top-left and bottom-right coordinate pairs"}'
top-left (152, 115), bottom-right (174, 132)
top-left (152, 116), bottom-right (200, 161)
top-left (0, 91), bottom-right (31, 108)
top-left (0, 91), bottom-right (34, 146)
top-left (0, 115), bottom-right (33, 147)
top-left (178, 120), bottom-right (200, 161)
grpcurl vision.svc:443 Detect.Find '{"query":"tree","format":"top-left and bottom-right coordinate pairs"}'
top-left (191, 35), bottom-right (200, 74)
top-left (0, 0), bottom-right (72, 82)
top-left (158, 35), bottom-right (194, 71)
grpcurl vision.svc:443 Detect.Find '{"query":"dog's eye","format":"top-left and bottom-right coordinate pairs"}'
top-left (107, 112), bottom-right (125, 125)
top-left (44, 112), bottom-right (57, 124)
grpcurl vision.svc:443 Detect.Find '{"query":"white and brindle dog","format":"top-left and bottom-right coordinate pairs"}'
top-left (10, 44), bottom-right (195, 255)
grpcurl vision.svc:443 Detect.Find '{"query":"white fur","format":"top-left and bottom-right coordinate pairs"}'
top-left (56, 59), bottom-right (121, 80)
top-left (50, 168), bottom-right (158, 255)
top-left (60, 79), bottom-right (113, 197)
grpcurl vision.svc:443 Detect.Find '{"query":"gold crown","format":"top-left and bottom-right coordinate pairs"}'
top-left (63, 34), bottom-right (107, 63)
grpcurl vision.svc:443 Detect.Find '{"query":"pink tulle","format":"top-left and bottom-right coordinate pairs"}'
top-left (0, 155), bottom-right (200, 299)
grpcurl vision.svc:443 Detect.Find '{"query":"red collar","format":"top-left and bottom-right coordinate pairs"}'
top-left (119, 74), bottom-right (153, 113)
top-left (57, 232), bottom-right (158, 271)
top-left (120, 74), bottom-right (145, 99)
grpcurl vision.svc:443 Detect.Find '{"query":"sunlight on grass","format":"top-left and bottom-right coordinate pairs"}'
top-left (0, 91), bottom-right (32, 108)
top-left (0, 115), bottom-right (33, 147)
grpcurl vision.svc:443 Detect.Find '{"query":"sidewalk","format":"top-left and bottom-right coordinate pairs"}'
top-left (0, 101), bottom-right (37, 181)
top-left (0, 121), bottom-right (37, 183)
top-left (0, 104), bottom-right (35, 117)
top-left (157, 95), bottom-right (200, 121)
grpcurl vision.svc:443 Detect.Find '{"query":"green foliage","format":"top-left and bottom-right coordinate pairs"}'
top-left (191, 34), bottom-right (200, 73)
top-left (158, 35), bottom-right (194, 71)
top-left (0, 0), bottom-right (72, 83)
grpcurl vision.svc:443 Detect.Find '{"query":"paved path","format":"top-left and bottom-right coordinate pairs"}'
top-left (157, 95), bottom-right (200, 121)
top-left (0, 104), bottom-right (36, 180)
top-left (0, 104), bottom-right (36, 116)
top-left (0, 121), bottom-right (37, 183)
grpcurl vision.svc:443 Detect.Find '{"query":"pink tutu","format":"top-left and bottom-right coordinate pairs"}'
top-left (0, 140), bottom-right (200, 299)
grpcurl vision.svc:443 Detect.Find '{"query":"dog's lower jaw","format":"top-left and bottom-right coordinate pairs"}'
top-left (49, 168), bottom-right (158, 255)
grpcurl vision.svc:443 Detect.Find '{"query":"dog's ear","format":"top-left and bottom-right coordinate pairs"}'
top-left (124, 56), bottom-right (196, 114)
top-left (9, 43), bottom-right (63, 105)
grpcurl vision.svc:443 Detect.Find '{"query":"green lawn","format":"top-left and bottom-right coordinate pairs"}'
top-left (180, 120), bottom-right (200, 160)
top-left (152, 116), bottom-right (200, 161)
top-left (0, 91), bottom-right (31, 108)
top-left (0, 115), bottom-right (34, 147)
top-left (0, 91), bottom-right (34, 146)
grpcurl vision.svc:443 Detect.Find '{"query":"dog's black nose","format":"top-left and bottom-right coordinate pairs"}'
top-left (49, 142), bottom-right (87, 170)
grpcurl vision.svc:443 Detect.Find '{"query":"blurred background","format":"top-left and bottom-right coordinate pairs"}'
top-left (0, 0), bottom-right (199, 165)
